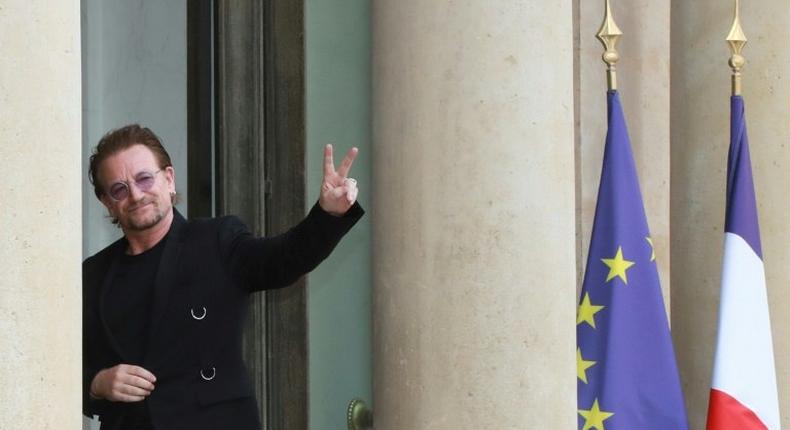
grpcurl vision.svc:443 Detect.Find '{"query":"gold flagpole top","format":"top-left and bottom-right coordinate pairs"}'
top-left (727, 0), bottom-right (747, 96)
top-left (597, 0), bottom-right (622, 91)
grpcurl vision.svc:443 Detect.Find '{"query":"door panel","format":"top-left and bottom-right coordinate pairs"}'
top-left (213, 1), bottom-right (308, 428)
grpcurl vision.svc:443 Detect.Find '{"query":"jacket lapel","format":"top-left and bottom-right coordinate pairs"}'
top-left (144, 209), bottom-right (188, 360)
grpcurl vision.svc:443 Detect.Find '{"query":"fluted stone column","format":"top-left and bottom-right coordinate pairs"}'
top-left (0, 1), bottom-right (82, 429)
top-left (672, 1), bottom-right (790, 428)
top-left (372, 2), bottom-right (576, 428)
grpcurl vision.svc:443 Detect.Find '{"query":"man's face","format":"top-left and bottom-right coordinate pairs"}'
top-left (98, 144), bottom-right (176, 232)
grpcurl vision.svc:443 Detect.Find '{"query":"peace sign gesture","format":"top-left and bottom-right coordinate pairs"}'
top-left (319, 144), bottom-right (359, 216)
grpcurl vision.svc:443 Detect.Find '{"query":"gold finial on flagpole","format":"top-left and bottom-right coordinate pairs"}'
top-left (597, 0), bottom-right (622, 91)
top-left (727, 0), bottom-right (747, 96)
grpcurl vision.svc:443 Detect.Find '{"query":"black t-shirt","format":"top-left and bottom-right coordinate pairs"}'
top-left (106, 237), bottom-right (166, 363)
top-left (105, 237), bottom-right (167, 430)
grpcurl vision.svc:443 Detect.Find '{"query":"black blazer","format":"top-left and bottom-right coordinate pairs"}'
top-left (83, 203), bottom-right (363, 430)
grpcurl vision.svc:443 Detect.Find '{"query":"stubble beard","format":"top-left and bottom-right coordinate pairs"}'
top-left (122, 200), bottom-right (167, 231)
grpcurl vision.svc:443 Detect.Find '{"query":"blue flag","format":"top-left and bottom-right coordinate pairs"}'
top-left (576, 91), bottom-right (688, 429)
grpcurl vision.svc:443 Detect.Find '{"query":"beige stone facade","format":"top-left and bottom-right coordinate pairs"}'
top-left (4, 0), bottom-right (790, 428)
top-left (0, 1), bottom-right (82, 429)
top-left (372, 1), bottom-right (577, 428)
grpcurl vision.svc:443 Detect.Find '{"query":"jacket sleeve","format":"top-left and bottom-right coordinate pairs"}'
top-left (219, 201), bottom-right (364, 291)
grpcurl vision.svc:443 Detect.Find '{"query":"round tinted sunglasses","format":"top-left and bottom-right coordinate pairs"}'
top-left (106, 169), bottom-right (164, 201)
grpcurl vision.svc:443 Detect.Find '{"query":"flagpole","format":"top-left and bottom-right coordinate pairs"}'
top-left (597, 0), bottom-right (622, 91)
top-left (727, 0), bottom-right (747, 96)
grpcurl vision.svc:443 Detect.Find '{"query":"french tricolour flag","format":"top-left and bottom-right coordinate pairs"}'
top-left (706, 96), bottom-right (780, 430)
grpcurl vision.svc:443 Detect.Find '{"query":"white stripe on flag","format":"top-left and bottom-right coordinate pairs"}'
top-left (711, 232), bottom-right (780, 430)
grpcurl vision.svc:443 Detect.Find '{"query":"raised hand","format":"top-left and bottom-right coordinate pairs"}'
top-left (90, 364), bottom-right (157, 402)
top-left (319, 144), bottom-right (359, 216)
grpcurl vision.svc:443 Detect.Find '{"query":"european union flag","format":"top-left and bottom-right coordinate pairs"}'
top-left (577, 91), bottom-right (688, 429)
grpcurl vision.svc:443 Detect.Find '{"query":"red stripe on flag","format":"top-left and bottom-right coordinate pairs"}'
top-left (706, 389), bottom-right (767, 430)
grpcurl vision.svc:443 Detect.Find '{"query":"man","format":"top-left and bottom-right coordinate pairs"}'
top-left (82, 124), bottom-right (363, 429)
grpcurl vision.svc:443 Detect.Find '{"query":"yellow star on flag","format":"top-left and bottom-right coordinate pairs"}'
top-left (578, 398), bottom-right (614, 430)
top-left (577, 293), bottom-right (605, 329)
top-left (601, 246), bottom-right (635, 284)
top-left (577, 347), bottom-right (596, 384)
top-left (646, 236), bottom-right (656, 262)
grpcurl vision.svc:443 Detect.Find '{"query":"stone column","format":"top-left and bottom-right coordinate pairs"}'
top-left (672, 1), bottom-right (790, 428)
top-left (0, 1), bottom-right (82, 429)
top-left (372, 2), bottom-right (576, 428)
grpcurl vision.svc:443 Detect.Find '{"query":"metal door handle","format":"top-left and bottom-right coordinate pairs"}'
top-left (347, 398), bottom-right (373, 430)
